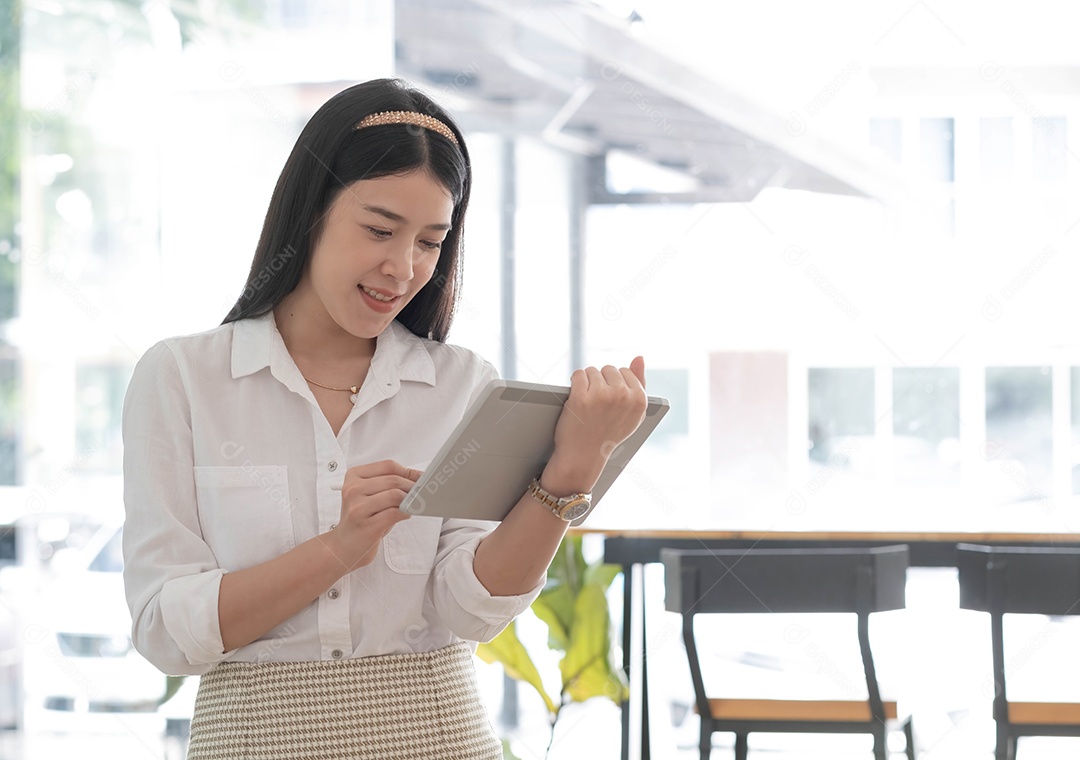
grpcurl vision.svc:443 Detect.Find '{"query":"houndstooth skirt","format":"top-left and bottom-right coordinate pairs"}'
top-left (187, 642), bottom-right (502, 759)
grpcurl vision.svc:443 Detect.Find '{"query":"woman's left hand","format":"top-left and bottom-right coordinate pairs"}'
top-left (543, 356), bottom-right (648, 494)
top-left (473, 357), bottom-right (647, 595)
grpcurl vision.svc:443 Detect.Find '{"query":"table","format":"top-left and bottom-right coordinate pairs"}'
top-left (595, 529), bottom-right (1080, 760)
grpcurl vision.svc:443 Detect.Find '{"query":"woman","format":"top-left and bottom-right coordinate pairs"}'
top-left (122, 78), bottom-right (646, 758)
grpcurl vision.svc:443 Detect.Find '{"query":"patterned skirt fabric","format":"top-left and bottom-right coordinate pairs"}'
top-left (187, 642), bottom-right (502, 759)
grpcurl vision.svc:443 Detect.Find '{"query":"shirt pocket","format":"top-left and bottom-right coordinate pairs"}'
top-left (193, 465), bottom-right (294, 571)
top-left (382, 516), bottom-right (443, 575)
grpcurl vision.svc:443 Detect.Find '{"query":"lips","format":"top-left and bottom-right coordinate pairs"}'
top-left (358, 284), bottom-right (402, 313)
top-left (359, 284), bottom-right (401, 302)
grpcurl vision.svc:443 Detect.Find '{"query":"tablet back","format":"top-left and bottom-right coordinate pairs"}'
top-left (399, 380), bottom-right (669, 525)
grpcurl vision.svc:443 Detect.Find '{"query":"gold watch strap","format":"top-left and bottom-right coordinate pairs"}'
top-left (527, 477), bottom-right (589, 517)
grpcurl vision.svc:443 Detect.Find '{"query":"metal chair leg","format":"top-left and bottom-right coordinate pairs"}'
top-left (698, 720), bottom-right (711, 760)
top-left (904, 717), bottom-right (915, 760)
top-left (872, 726), bottom-right (886, 760)
top-left (734, 732), bottom-right (748, 760)
top-left (994, 722), bottom-right (1009, 760)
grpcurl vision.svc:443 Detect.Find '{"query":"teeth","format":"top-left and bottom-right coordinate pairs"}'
top-left (361, 286), bottom-right (395, 302)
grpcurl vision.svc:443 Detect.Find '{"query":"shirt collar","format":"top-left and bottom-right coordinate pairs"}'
top-left (231, 311), bottom-right (437, 390)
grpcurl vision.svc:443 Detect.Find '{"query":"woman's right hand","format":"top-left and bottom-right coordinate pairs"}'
top-left (327, 460), bottom-right (417, 571)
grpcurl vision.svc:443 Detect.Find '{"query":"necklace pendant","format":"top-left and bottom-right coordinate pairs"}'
top-left (349, 386), bottom-right (359, 405)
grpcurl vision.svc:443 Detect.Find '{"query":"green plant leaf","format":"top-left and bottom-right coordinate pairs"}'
top-left (559, 581), bottom-right (627, 705)
top-left (547, 534), bottom-right (587, 597)
top-left (476, 621), bottom-right (558, 716)
top-left (531, 593), bottom-right (570, 651)
top-left (564, 652), bottom-right (629, 705)
top-left (536, 535), bottom-right (596, 647)
top-left (157, 675), bottom-right (186, 706)
top-left (484, 535), bottom-right (630, 725)
top-left (584, 561), bottom-right (622, 592)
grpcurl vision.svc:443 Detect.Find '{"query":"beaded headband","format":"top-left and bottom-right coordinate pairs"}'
top-left (353, 110), bottom-right (460, 147)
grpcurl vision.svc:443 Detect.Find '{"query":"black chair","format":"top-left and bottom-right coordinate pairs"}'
top-left (662, 545), bottom-right (915, 760)
top-left (958, 543), bottom-right (1080, 760)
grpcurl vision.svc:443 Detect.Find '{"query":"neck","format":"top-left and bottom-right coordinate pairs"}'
top-left (272, 292), bottom-right (377, 367)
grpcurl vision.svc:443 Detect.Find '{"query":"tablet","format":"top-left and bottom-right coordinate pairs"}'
top-left (399, 379), bottom-right (670, 525)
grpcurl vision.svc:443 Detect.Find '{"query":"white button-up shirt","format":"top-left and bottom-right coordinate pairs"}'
top-left (122, 311), bottom-right (543, 676)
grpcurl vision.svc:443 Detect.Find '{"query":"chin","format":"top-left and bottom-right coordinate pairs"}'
top-left (357, 313), bottom-right (400, 338)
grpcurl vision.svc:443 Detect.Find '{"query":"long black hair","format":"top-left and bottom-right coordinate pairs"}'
top-left (222, 78), bottom-right (471, 342)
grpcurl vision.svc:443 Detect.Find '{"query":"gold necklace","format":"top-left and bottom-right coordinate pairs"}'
top-left (302, 375), bottom-right (361, 405)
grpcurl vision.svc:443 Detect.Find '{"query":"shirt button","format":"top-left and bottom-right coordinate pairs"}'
top-left (328, 461), bottom-right (338, 472)
top-left (328, 588), bottom-right (340, 600)
top-left (330, 523), bottom-right (337, 530)
top-left (331, 649), bottom-right (343, 660)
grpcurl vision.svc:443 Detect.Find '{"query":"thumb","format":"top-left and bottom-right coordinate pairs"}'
top-left (630, 356), bottom-right (646, 390)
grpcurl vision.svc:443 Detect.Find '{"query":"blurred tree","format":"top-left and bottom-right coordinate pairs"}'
top-left (0, 0), bottom-right (19, 321)
top-left (0, 0), bottom-right (20, 485)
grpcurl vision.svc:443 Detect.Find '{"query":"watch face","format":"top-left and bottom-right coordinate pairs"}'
top-left (562, 499), bottom-right (590, 521)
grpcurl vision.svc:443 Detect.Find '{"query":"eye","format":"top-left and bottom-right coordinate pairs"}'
top-left (366, 227), bottom-right (392, 239)
top-left (420, 240), bottom-right (443, 251)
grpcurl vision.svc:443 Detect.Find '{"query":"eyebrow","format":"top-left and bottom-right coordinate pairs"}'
top-left (362, 204), bottom-right (451, 232)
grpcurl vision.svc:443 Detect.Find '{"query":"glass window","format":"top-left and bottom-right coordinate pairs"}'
top-left (980, 117), bottom-right (1014, 181)
top-left (74, 362), bottom-right (131, 475)
top-left (646, 367), bottom-right (688, 441)
top-left (1033, 116), bottom-right (1067, 183)
top-left (0, 355), bottom-right (17, 485)
top-left (869, 118), bottom-right (902, 163)
top-left (920, 117), bottom-right (955, 182)
top-left (88, 528), bottom-right (123, 574)
top-left (985, 367), bottom-right (1052, 501)
top-left (808, 368), bottom-right (874, 469)
top-left (280, 0), bottom-right (312, 27)
top-left (0, 1), bottom-right (16, 324)
top-left (0, 526), bottom-right (15, 564)
top-left (711, 353), bottom-right (788, 490)
top-left (892, 368), bottom-right (960, 487)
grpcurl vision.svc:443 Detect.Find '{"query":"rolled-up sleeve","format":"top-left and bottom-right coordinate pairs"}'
top-left (431, 520), bottom-right (545, 643)
top-left (122, 342), bottom-right (229, 675)
top-left (426, 356), bottom-right (544, 642)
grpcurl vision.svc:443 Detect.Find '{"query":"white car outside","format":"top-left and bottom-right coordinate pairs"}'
top-left (21, 523), bottom-right (180, 744)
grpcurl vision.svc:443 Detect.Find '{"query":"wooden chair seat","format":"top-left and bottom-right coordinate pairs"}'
top-left (663, 547), bottom-right (914, 760)
top-left (706, 697), bottom-right (899, 723)
top-left (959, 544), bottom-right (1080, 759)
top-left (1009, 702), bottom-right (1080, 725)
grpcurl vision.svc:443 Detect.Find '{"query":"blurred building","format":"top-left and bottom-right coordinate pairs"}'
top-left (3, 0), bottom-right (1080, 565)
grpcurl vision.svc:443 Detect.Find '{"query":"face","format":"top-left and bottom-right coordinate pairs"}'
top-left (302, 171), bottom-right (455, 341)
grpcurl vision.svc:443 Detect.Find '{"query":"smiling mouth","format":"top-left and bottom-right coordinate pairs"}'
top-left (360, 285), bottom-right (401, 303)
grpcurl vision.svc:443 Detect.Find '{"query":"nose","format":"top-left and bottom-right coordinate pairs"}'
top-left (380, 240), bottom-right (414, 281)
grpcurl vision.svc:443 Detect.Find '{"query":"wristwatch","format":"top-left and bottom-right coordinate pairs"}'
top-left (527, 476), bottom-right (592, 522)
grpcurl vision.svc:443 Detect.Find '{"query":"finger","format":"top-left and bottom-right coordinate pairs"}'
top-left (344, 459), bottom-right (412, 481)
top-left (341, 475), bottom-right (416, 498)
top-left (584, 366), bottom-right (604, 388)
top-left (600, 365), bottom-right (622, 385)
top-left (371, 506), bottom-right (411, 531)
top-left (342, 488), bottom-right (414, 516)
top-left (356, 509), bottom-right (411, 553)
top-left (349, 497), bottom-right (413, 523)
top-left (630, 356), bottom-right (646, 389)
top-left (619, 366), bottom-right (644, 392)
top-left (570, 368), bottom-right (587, 394)
top-left (343, 459), bottom-right (414, 490)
